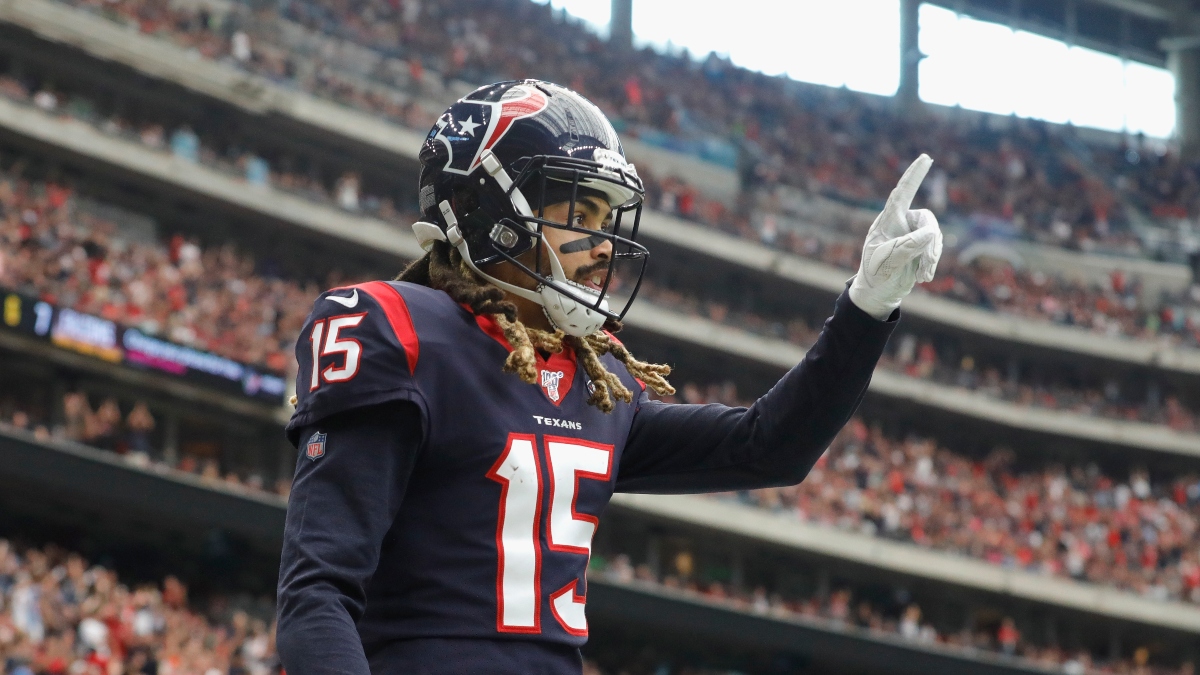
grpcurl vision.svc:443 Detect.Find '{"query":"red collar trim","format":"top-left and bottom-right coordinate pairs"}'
top-left (468, 307), bottom-right (577, 406)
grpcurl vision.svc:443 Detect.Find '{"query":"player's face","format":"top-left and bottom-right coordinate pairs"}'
top-left (538, 195), bottom-right (615, 291)
top-left (480, 194), bottom-right (619, 332)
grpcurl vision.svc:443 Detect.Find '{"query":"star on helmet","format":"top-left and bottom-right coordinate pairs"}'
top-left (458, 115), bottom-right (481, 137)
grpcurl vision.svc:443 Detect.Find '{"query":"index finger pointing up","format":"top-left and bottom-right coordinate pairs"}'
top-left (882, 154), bottom-right (933, 227)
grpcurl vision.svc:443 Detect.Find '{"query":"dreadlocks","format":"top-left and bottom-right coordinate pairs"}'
top-left (397, 241), bottom-right (674, 413)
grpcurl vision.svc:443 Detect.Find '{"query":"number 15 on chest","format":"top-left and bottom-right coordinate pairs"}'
top-left (486, 433), bottom-right (614, 636)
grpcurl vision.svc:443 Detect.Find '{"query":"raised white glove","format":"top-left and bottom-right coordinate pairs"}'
top-left (848, 154), bottom-right (943, 321)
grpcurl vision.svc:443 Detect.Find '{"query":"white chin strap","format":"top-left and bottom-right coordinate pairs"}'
top-left (410, 153), bottom-right (610, 337)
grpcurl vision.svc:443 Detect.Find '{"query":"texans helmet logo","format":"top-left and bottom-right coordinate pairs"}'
top-left (428, 85), bottom-right (550, 176)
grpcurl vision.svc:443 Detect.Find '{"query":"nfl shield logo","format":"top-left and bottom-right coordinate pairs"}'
top-left (306, 432), bottom-right (326, 461)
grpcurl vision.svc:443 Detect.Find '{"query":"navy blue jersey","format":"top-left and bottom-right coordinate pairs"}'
top-left (277, 281), bottom-right (896, 675)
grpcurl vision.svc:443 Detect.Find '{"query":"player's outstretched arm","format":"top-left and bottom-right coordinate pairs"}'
top-left (276, 402), bottom-right (423, 675)
top-left (616, 287), bottom-right (894, 493)
top-left (615, 156), bottom-right (940, 493)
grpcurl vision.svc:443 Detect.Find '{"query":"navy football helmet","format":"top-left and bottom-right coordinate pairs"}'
top-left (411, 80), bottom-right (648, 337)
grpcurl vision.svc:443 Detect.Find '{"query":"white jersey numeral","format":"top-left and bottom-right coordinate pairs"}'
top-left (320, 314), bottom-right (366, 383)
top-left (545, 437), bottom-right (612, 635)
top-left (307, 313), bottom-right (365, 390)
top-left (486, 434), bottom-right (543, 633)
top-left (487, 434), bottom-right (613, 635)
top-left (308, 321), bottom-right (325, 392)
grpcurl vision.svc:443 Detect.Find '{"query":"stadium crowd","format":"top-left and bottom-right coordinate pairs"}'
top-left (0, 151), bottom-right (1194, 473)
top-left (0, 0), bottom-right (1196, 673)
top-left (651, 194), bottom-right (1200, 347)
top-left (0, 390), bottom-right (292, 497)
top-left (661, 381), bottom-right (1200, 607)
top-left (636, 281), bottom-right (1200, 431)
top-left (0, 539), bottom-right (280, 675)
top-left (1, 139), bottom-right (1192, 430)
top-left (0, 160), bottom-right (335, 373)
top-left (878, 335), bottom-right (1198, 431)
top-left (0, 535), bottom-right (1187, 675)
top-left (5, 31), bottom-right (1200, 348)
top-left (590, 553), bottom-right (1188, 675)
top-left (2, 369), bottom-right (1200, 617)
top-left (0, 152), bottom-right (1194, 452)
top-left (50, 0), bottom-right (1200, 251)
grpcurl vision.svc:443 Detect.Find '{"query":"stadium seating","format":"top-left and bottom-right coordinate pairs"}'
top-left (4, 0), bottom-right (1199, 347)
top-left (45, 0), bottom-right (1200, 253)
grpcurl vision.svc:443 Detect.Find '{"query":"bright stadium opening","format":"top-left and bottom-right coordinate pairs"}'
top-left (538, 0), bottom-right (1177, 138)
top-left (919, 4), bottom-right (1176, 138)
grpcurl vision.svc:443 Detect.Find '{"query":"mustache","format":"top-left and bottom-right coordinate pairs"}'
top-left (573, 261), bottom-right (612, 283)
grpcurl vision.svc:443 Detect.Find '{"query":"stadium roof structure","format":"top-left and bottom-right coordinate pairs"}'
top-left (922, 0), bottom-right (1200, 67)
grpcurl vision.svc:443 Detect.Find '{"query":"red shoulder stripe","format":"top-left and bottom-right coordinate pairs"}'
top-left (471, 308), bottom-right (513, 353)
top-left (357, 281), bottom-right (419, 374)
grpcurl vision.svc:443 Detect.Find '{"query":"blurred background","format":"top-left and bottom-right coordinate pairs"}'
top-left (0, 0), bottom-right (1198, 672)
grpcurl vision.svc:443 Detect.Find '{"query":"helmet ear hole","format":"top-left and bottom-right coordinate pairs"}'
top-left (451, 185), bottom-right (480, 216)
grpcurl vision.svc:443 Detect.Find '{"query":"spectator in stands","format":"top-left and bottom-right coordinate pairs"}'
top-left (0, 540), bottom-right (282, 675)
top-left (335, 172), bottom-right (361, 211)
top-left (639, 279), bottom-right (1200, 426)
top-left (657, 379), bottom-right (1200, 607)
top-left (60, 393), bottom-right (90, 444)
top-left (89, 398), bottom-right (122, 451)
top-left (170, 126), bottom-right (200, 163)
top-left (125, 402), bottom-right (156, 457)
top-left (998, 617), bottom-right (1020, 656)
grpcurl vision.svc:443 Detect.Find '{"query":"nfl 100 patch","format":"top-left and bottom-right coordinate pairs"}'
top-left (306, 431), bottom-right (327, 460)
top-left (541, 369), bottom-right (566, 403)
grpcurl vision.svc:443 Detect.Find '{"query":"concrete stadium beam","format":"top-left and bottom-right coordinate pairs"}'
top-left (588, 581), bottom-right (1055, 675)
top-left (610, 0), bottom-right (632, 50)
top-left (620, 300), bottom-right (1200, 459)
top-left (636, 210), bottom-right (1200, 376)
top-left (609, 492), bottom-right (1200, 634)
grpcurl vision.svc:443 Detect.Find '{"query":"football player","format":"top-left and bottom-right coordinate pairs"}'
top-left (276, 80), bottom-right (941, 675)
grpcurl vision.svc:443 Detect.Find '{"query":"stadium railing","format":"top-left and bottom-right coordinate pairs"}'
top-left (585, 579), bottom-right (1056, 675)
top-left (2, 0), bottom-right (1195, 377)
top-left (607, 492), bottom-right (1200, 634)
